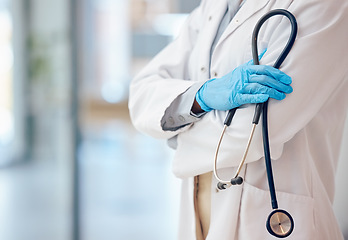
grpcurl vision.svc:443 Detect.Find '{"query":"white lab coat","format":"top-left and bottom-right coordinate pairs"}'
top-left (129, 0), bottom-right (348, 239)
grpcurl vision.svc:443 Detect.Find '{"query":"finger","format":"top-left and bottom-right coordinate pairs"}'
top-left (246, 65), bottom-right (292, 84)
top-left (249, 74), bottom-right (293, 93)
top-left (237, 93), bottom-right (269, 106)
top-left (241, 83), bottom-right (286, 100)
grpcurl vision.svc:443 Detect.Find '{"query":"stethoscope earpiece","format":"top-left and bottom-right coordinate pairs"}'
top-left (266, 209), bottom-right (294, 238)
top-left (231, 176), bottom-right (243, 185)
top-left (217, 182), bottom-right (227, 190)
top-left (216, 176), bottom-right (243, 190)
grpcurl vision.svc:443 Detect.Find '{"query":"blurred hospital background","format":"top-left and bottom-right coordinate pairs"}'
top-left (0, 0), bottom-right (347, 239)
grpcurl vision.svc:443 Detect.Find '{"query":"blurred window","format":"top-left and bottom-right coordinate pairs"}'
top-left (0, 0), bottom-right (14, 163)
top-left (79, 0), bottom-right (130, 104)
top-left (77, 1), bottom-right (199, 239)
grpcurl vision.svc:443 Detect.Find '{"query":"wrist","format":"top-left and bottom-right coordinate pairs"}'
top-left (195, 92), bottom-right (213, 112)
top-left (191, 98), bottom-right (206, 114)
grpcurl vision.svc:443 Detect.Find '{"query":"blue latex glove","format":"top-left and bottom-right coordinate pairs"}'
top-left (195, 59), bottom-right (293, 112)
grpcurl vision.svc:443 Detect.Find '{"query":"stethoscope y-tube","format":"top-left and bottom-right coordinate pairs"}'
top-left (213, 9), bottom-right (298, 238)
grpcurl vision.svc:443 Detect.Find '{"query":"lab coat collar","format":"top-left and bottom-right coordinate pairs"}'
top-left (216, 0), bottom-right (270, 47)
top-left (199, 0), bottom-right (227, 75)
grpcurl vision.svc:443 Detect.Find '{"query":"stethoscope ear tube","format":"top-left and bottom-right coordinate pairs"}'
top-left (224, 108), bottom-right (237, 126)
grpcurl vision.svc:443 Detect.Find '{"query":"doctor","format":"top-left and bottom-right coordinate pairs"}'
top-left (129, 0), bottom-right (348, 239)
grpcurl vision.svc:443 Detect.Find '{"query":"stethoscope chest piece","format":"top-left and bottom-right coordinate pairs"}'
top-left (266, 209), bottom-right (294, 238)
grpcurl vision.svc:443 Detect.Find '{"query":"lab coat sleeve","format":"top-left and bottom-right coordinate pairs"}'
top-left (128, 2), bottom-right (205, 139)
top-left (261, 0), bottom-right (348, 160)
top-left (161, 81), bottom-right (207, 131)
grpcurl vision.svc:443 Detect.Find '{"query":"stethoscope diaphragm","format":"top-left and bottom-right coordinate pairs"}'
top-left (266, 209), bottom-right (294, 238)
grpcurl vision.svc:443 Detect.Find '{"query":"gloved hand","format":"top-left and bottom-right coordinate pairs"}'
top-left (195, 59), bottom-right (293, 112)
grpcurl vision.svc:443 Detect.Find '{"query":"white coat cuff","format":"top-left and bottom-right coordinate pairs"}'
top-left (161, 80), bottom-right (207, 131)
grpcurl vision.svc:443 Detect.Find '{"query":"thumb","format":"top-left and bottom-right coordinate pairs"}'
top-left (246, 48), bottom-right (267, 65)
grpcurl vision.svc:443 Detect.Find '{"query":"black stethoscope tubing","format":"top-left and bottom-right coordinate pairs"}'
top-left (252, 8), bottom-right (297, 212)
top-left (221, 9), bottom-right (298, 238)
top-left (253, 9), bottom-right (297, 238)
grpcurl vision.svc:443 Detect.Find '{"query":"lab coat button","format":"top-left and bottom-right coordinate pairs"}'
top-left (201, 66), bottom-right (206, 72)
top-left (178, 115), bottom-right (185, 122)
top-left (208, 16), bottom-right (212, 21)
top-left (168, 117), bottom-right (175, 125)
top-left (213, 72), bottom-right (218, 77)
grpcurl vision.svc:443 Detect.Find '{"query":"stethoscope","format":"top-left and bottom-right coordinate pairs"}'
top-left (213, 9), bottom-right (297, 238)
